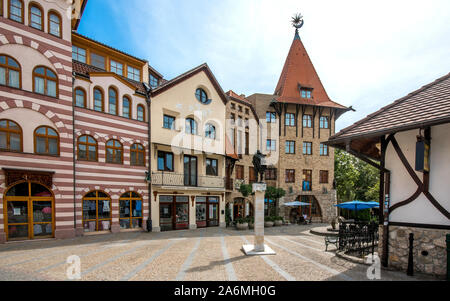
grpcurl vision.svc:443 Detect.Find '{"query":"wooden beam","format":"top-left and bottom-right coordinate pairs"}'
top-left (329, 108), bottom-right (335, 137)
top-left (312, 107), bottom-right (318, 139)
top-left (301, 105), bottom-right (306, 138)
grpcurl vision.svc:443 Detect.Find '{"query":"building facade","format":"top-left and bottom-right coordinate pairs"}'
top-left (149, 64), bottom-right (229, 232)
top-left (224, 90), bottom-right (260, 221)
top-left (246, 28), bottom-right (349, 223)
top-left (328, 73), bottom-right (450, 278)
top-left (0, 0), bottom-right (79, 242)
top-left (71, 32), bottom-right (154, 234)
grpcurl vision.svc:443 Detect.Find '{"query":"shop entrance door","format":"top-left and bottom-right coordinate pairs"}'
top-left (159, 202), bottom-right (173, 231)
top-left (4, 181), bottom-right (54, 241)
top-left (159, 195), bottom-right (189, 231)
top-left (207, 197), bottom-right (219, 227)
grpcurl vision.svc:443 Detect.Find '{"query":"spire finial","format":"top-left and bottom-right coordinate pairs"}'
top-left (291, 13), bottom-right (304, 40)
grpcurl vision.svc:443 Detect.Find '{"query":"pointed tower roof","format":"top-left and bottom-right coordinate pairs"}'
top-left (274, 23), bottom-right (348, 110)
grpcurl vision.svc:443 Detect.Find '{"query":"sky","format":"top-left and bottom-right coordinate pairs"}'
top-left (78, 0), bottom-right (450, 131)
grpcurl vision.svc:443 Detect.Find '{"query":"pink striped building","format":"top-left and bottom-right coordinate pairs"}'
top-left (0, 0), bottom-right (78, 242)
top-left (0, 0), bottom-right (163, 242)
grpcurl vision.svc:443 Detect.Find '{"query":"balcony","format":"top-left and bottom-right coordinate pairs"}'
top-left (152, 172), bottom-right (225, 189)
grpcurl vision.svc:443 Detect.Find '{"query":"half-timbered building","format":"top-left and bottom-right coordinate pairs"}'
top-left (327, 72), bottom-right (450, 277)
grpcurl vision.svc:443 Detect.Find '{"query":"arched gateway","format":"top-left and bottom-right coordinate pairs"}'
top-left (4, 181), bottom-right (54, 241)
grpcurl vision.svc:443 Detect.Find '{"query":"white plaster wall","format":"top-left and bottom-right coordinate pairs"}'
top-left (0, 44), bottom-right (57, 92)
top-left (386, 124), bottom-right (450, 225)
top-left (151, 70), bottom-right (226, 156)
top-left (0, 107), bottom-right (57, 153)
top-left (73, 76), bottom-right (147, 119)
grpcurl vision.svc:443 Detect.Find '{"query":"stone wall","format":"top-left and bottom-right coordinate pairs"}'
top-left (280, 190), bottom-right (337, 223)
top-left (379, 225), bottom-right (448, 278)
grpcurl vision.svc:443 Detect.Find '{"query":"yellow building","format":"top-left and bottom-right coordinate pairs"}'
top-left (149, 64), bottom-right (230, 231)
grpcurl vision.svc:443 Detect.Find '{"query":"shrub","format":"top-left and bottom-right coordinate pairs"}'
top-left (239, 184), bottom-right (253, 198)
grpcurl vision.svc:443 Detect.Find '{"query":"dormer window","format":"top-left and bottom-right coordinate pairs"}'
top-left (301, 89), bottom-right (312, 99)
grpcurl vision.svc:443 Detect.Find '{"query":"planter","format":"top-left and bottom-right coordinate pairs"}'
top-left (274, 220), bottom-right (283, 227)
top-left (236, 223), bottom-right (248, 230)
top-left (248, 223), bottom-right (254, 230)
top-left (264, 222), bottom-right (274, 228)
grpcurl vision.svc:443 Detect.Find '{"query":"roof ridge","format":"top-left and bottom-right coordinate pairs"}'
top-left (331, 72), bottom-right (450, 140)
top-left (152, 63), bottom-right (207, 91)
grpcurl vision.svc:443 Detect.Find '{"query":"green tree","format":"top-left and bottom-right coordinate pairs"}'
top-left (334, 149), bottom-right (380, 204)
top-left (265, 186), bottom-right (286, 216)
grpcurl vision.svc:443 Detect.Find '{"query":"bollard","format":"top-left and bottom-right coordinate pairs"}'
top-left (407, 233), bottom-right (414, 276)
top-left (447, 234), bottom-right (450, 281)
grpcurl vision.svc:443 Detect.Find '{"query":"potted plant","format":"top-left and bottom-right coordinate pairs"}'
top-left (264, 216), bottom-right (274, 227)
top-left (274, 216), bottom-right (284, 226)
top-left (235, 217), bottom-right (248, 230)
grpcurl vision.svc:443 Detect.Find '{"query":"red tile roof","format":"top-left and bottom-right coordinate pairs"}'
top-left (274, 31), bottom-right (348, 111)
top-left (226, 90), bottom-right (247, 102)
top-left (73, 61), bottom-right (148, 95)
top-left (329, 72), bottom-right (450, 143)
top-left (226, 90), bottom-right (260, 123)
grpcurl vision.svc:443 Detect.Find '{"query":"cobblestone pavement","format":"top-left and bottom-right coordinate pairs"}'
top-left (0, 225), bottom-right (439, 281)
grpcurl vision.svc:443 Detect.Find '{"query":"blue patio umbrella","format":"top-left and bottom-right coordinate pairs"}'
top-left (335, 201), bottom-right (379, 211)
top-left (335, 201), bottom-right (379, 221)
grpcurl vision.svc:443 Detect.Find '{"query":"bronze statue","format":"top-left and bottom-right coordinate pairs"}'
top-left (252, 151), bottom-right (267, 182)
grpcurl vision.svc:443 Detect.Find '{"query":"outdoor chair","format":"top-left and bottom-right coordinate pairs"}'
top-left (325, 235), bottom-right (339, 251)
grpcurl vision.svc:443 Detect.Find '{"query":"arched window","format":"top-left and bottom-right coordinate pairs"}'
top-left (94, 87), bottom-right (104, 112)
top-left (9, 0), bottom-right (23, 23)
top-left (78, 135), bottom-right (97, 162)
top-left (195, 88), bottom-right (208, 104)
top-left (5, 181), bottom-right (54, 240)
top-left (108, 87), bottom-right (118, 115)
top-left (82, 191), bottom-right (111, 232)
top-left (137, 104), bottom-right (145, 122)
top-left (185, 118), bottom-right (197, 135)
top-left (29, 3), bottom-right (43, 30)
top-left (34, 126), bottom-right (59, 155)
top-left (122, 96), bottom-right (131, 118)
top-left (0, 119), bottom-right (22, 152)
top-left (106, 139), bottom-right (123, 164)
top-left (74, 87), bottom-right (86, 108)
top-left (119, 192), bottom-right (143, 229)
top-left (130, 143), bottom-right (145, 166)
top-left (205, 123), bottom-right (216, 139)
top-left (0, 55), bottom-right (21, 88)
top-left (33, 66), bottom-right (58, 97)
top-left (48, 11), bottom-right (61, 38)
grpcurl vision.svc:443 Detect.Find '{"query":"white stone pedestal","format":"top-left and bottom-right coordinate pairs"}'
top-left (242, 183), bottom-right (276, 256)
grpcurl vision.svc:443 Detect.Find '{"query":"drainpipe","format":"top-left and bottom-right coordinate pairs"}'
top-left (72, 73), bottom-right (77, 231)
top-left (144, 88), bottom-right (152, 232)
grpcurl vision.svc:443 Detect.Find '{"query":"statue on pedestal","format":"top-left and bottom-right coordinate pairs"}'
top-left (252, 151), bottom-right (267, 183)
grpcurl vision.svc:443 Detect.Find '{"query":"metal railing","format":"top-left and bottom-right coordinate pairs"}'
top-left (152, 172), bottom-right (225, 189)
top-left (338, 221), bottom-right (379, 257)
